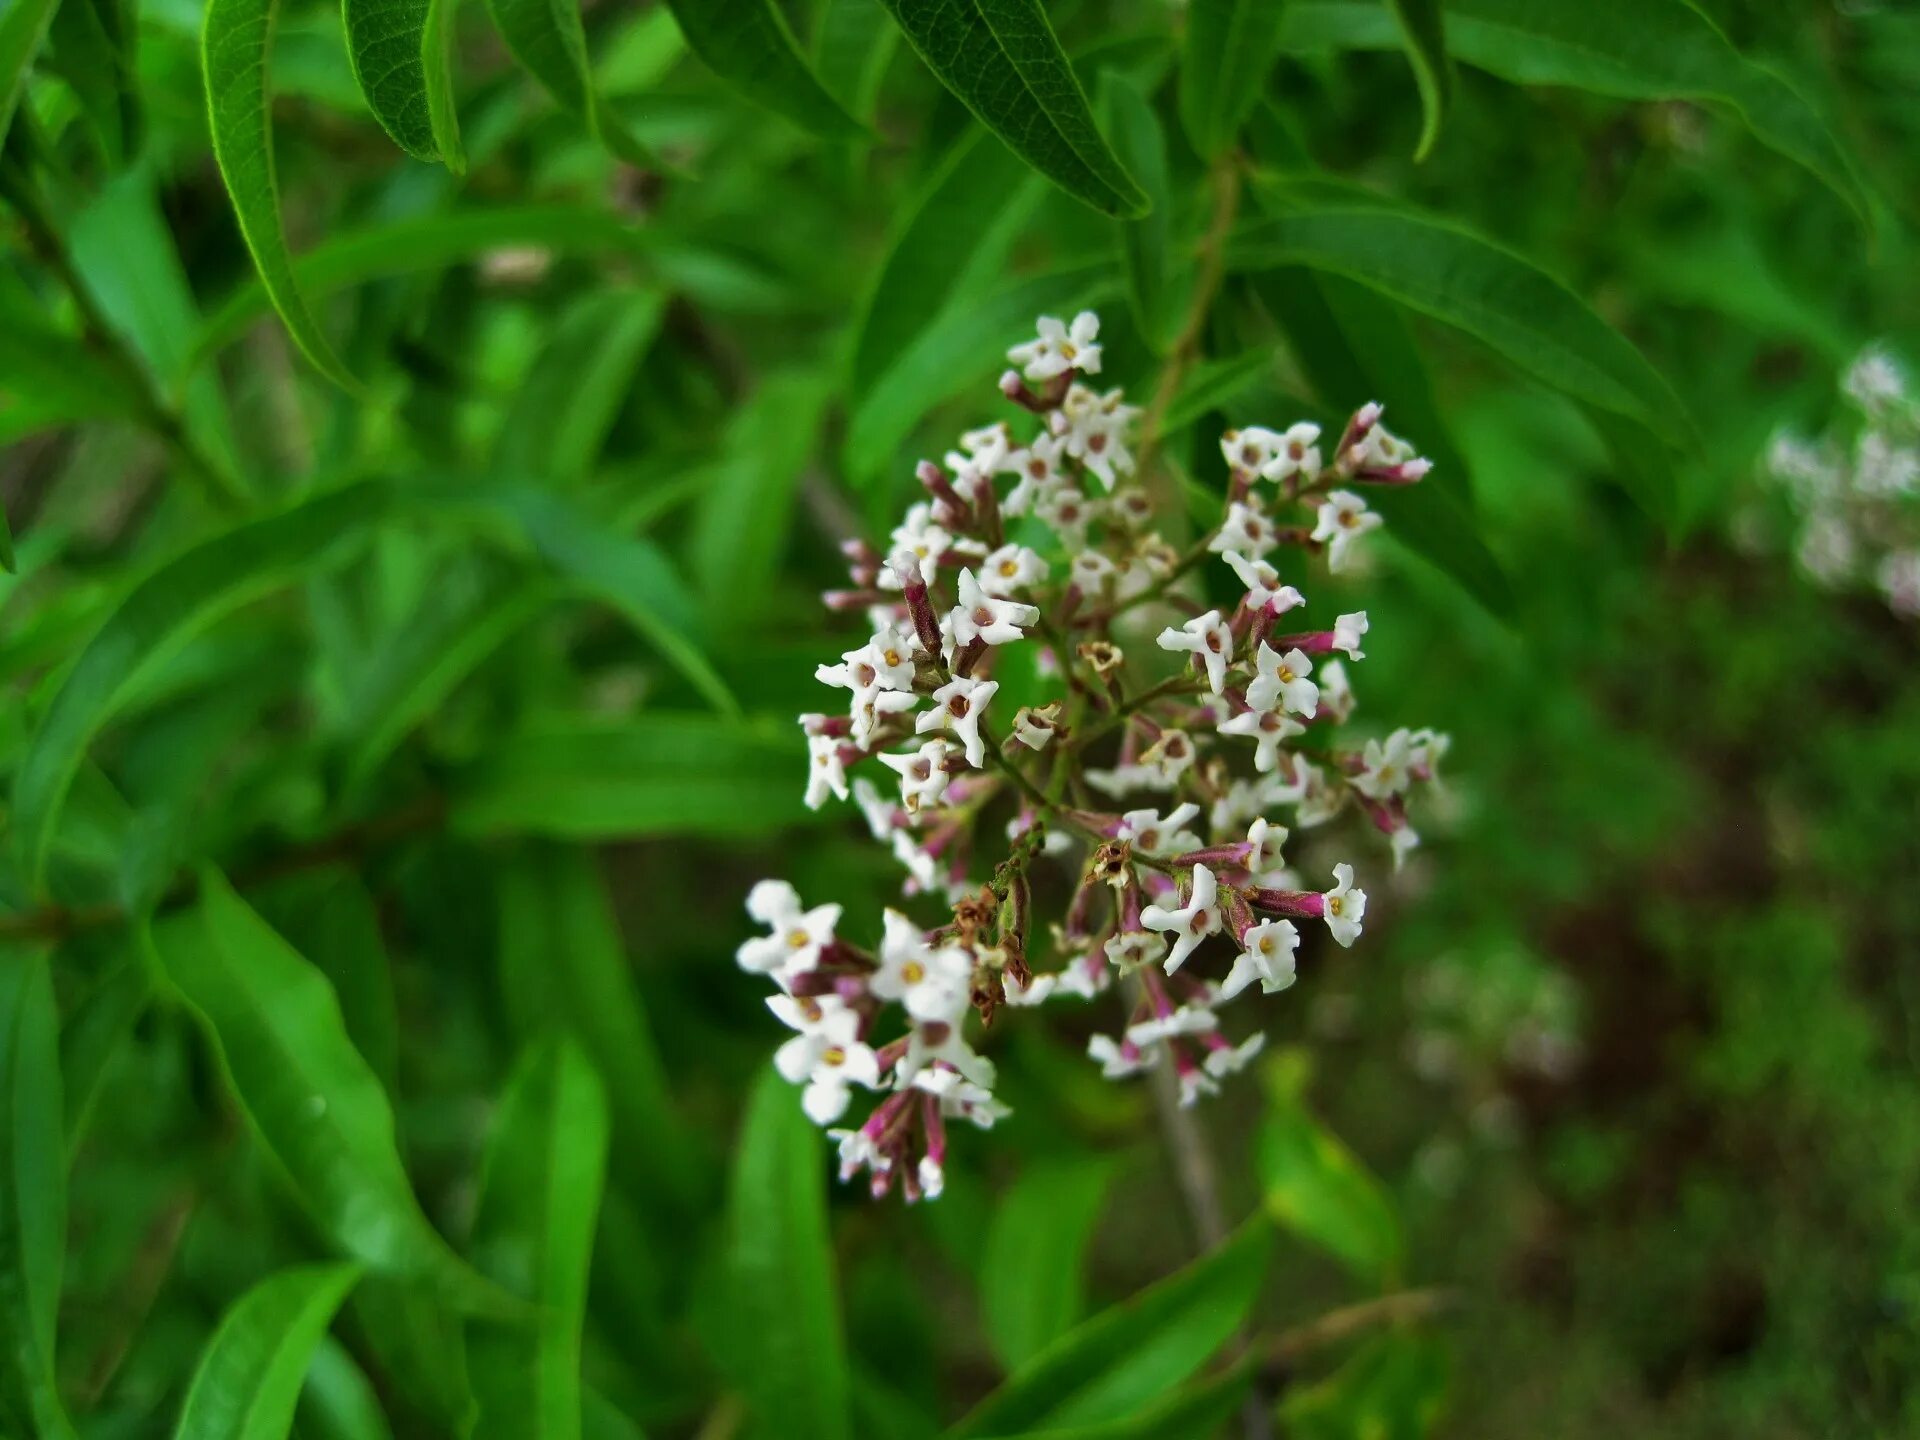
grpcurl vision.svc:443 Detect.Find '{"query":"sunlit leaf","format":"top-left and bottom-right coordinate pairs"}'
top-left (202, 0), bottom-right (358, 386)
top-left (980, 1158), bottom-right (1112, 1371)
top-left (1257, 1054), bottom-right (1402, 1286)
top-left (481, 0), bottom-right (653, 165)
top-left (726, 1065), bottom-right (851, 1440)
top-left (660, 0), bottom-right (864, 138)
top-left (467, 1037), bottom-right (611, 1439)
top-left (950, 1221), bottom-right (1272, 1437)
top-left (297, 1336), bottom-right (396, 1440)
top-left (174, 1263), bottom-right (361, 1440)
top-left (873, 0), bottom-right (1148, 217)
top-left (0, 0), bottom-right (59, 149)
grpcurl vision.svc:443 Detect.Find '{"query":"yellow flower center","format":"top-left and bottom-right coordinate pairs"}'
top-left (901, 961), bottom-right (925, 984)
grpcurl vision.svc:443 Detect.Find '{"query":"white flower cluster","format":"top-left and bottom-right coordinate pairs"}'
top-left (1760, 345), bottom-right (1920, 619)
top-left (739, 312), bottom-right (1451, 1200)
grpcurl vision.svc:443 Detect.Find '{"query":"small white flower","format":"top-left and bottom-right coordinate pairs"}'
top-left (861, 624), bottom-right (920, 689)
top-left (1109, 490), bottom-right (1155, 528)
top-left (849, 688), bottom-right (919, 746)
top-left (1069, 549), bottom-right (1118, 595)
top-left (913, 1065), bottom-right (1010, 1128)
top-left (978, 544), bottom-right (1047, 597)
top-left (1877, 550), bottom-right (1920, 618)
top-left (1322, 863), bottom-right (1367, 947)
top-left (1247, 642), bottom-right (1318, 717)
top-left (1210, 773), bottom-right (1297, 834)
top-left (950, 568), bottom-right (1039, 647)
top-left (888, 502), bottom-right (959, 586)
top-left (1001, 432), bottom-right (1069, 514)
top-left (1127, 1003), bottom-right (1220, 1047)
top-left (915, 674), bottom-right (998, 767)
top-left (1156, 610), bottom-right (1235, 694)
top-left (959, 422), bottom-right (1011, 465)
top-left (872, 910), bottom-right (973, 1021)
top-left (1843, 345), bottom-right (1907, 413)
top-left (1346, 410), bottom-right (1428, 480)
top-left (1797, 511), bottom-right (1856, 585)
top-left (852, 776), bottom-right (903, 841)
top-left (1311, 490), bottom-right (1382, 572)
top-left (1178, 1066), bottom-right (1221, 1108)
top-left (739, 881), bottom-right (842, 977)
top-left (1260, 422), bottom-right (1323, 484)
top-left (1116, 803), bottom-right (1203, 858)
top-left (880, 738), bottom-right (957, 813)
top-left (1246, 817), bottom-right (1289, 873)
top-left (1855, 430), bottom-right (1920, 498)
top-left (1036, 486), bottom-right (1099, 547)
top-left (1222, 551), bottom-right (1305, 616)
top-left (1085, 762), bottom-right (1164, 797)
top-left (1391, 824), bottom-right (1421, 870)
top-left (1208, 501), bottom-right (1278, 560)
top-left (1103, 930), bottom-right (1167, 971)
top-left (827, 1125), bottom-right (889, 1182)
top-left (1294, 763), bottom-right (1347, 827)
top-left (767, 991), bottom-right (848, 1034)
top-left (1203, 1033), bottom-right (1268, 1079)
top-left (1139, 729), bottom-right (1199, 786)
top-left (901, 1022), bottom-right (996, 1089)
top-left (1218, 706), bottom-right (1305, 774)
top-left (1009, 311), bottom-right (1103, 382)
top-left (1407, 727), bottom-right (1450, 781)
top-left (1088, 1033), bottom-right (1152, 1078)
top-left (1053, 385), bottom-right (1136, 490)
top-left (1317, 659), bottom-right (1356, 724)
top-left (1140, 864), bottom-right (1224, 973)
top-left (1002, 969), bottom-right (1057, 1006)
top-left (891, 830), bottom-right (942, 891)
top-left (1221, 426), bottom-right (1288, 475)
top-left (1012, 703), bottom-right (1062, 752)
top-left (1221, 920), bottom-right (1298, 1000)
top-left (806, 733), bottom-right (850, 809)
top-left (774, 1007), bottom-right (881, 1124)
top-left (1332, 611), bottom-right (1368, 660)
top-left (1352, 728), bottom-right (1414, 800)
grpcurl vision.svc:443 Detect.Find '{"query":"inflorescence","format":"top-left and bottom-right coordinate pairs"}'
top-left (737, 312), bottom-right (1450, 1201)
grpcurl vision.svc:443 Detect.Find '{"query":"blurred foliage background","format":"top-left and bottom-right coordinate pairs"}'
top-left (1, 0), bottom-right (1917, 1436)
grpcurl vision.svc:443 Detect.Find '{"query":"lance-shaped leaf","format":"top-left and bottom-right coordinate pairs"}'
top-left (202, 0), bottom-right (357, 386)
top-left (1385, 0), bottom-right (1450, 160)
top-left (1103, 73), bottom-right (1176, 353)
top-left (1178, 0), bottom-right (1290, 160)
top-left (725, 1065), bottom-right (851, 1440)
top-left (45, 0), bottom-right (139, 167)
top-left (873, 0), bottom-right (1148, 217)
top-left (950, 1221), bottom-right (1272, 1437)
top-left (1229, 203), bottom-right (1692, 445)
top-left (0, 945), bottom-right (75, 1440)
top-left (11, 482), bottom-right (391, 893)
top-left (660, 0), bottom-right (863, 138)
top-left (154, 872), bottom-right (505, 1310)
top-left (344, 0), bottom-right (466, 169)
top-left (1257, 1056), bottom-right (1402, 1286)
top-left (466, 1038), bottom-right (610, 1439)
top-left (481, 0), bottom-right (651, 164)
top-left (0, 0), bottom-right (60, 150)
top-left (980, 1158), bottom-right (1113, 1370)
top-left (174, 1264), bottom-right (361, 1440)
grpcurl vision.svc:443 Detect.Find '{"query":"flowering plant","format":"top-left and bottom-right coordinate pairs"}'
top-left (738, 312), bottom-right (1451, 1200)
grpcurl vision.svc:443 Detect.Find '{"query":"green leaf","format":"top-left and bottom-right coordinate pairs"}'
top-left (949, 1221), bottom-right (1272, 1437)
top-left (0, 0), bottom-right (59, 150)
top-left (846, 263), bottom-right (1118, 484)
top-left (11, 482), bottom-right (391, 894)
top-left (660, 0), bottom-right (863, 138)
top-left (813, 0), bottom-right (897, 122)
top-left (1278, 0), bottom-right (1871, 226)
top-left (726, 1065), bottom-right (850, 1440)
top-left (873, 0), bottom-right (1148, 217)
top-left (492, 289), bottom-right (668, 482)
top-left (0, 501), bottom-right (12, 573)
top-left (343, 0), bottom-right (466, 168)
top-left (481, 0), bottom-right (653, 165)
top-left (1384, 0), bottom-right (1450, 160)
top-left (1257, 1055), bottom-right (1402, 1286)
top-left (202, 0), bottom-right (358, 387)
top-left (44, 0), bottom-right (138, 167)
top-left (467, 1037), bottom-right (611, 1440)
top-left (1160, 349), bottom-right (1283, 437)
top-left (496, 846), bottom-right (695, 1212)
top-left (174, 1263), bottom-right (362, 1440)
top-left (974, 1359), bottom-right (1256, 1440)
top-left (980, 1158), bottom-right (1112, 1371)
top-left (1102, 73), bottom-right (1176, 352)
top-left (59, 945), bottom-right (151, 1157)
top-left (691, 371), bottom-right (833, 631)
top-left (153, 872), bottom-right (504, 1310)
top-left (1178, 0), bottom-right (1290, 160)
top-left (297, 1336), bottom-right (396, 1440)
top-left (1229, 202), bottom-right (1692, 445)
top-left (1281, 1331), bottom-right (1449, 1440)
top-left (0, 944), bottom-right (76, 1440)
top-left (453, 714), bottom-right (815, 839)
top-left (850, 127), bottom-right (1045, 393)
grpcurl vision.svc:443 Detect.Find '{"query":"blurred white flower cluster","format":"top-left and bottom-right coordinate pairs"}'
top-left (1758, 345), bottom-right (1920, 618)
top-left (738, 312), bottom-right (1451, 1201)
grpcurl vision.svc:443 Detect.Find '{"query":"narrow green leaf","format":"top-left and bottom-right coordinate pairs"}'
top-left (481, 0), bottom-right (653, 165)
top-left (45, 0), bottom-right (138, 166)
top-left (1257, 1057), bottom-right (1402, 1286)
top-left (11, 482), bottom-right (391, 893)
top-left (0, 309), bottom-right (144, 439)
top-left (691, 371), bottom-right (832, 631)
top-left (453, 715), bottom-right (813, 839)
top-left (813, 0), bottom-right (897, 122)
top-left (1281, 1331), bottom-right (1448, 1440)
top-left (727, 1065), bottom-right (850, 1440)
top-left (202, 0), bottom-right (358, 386)
top-left (174, 1263), bottom-right (361, 1440)
top-left (1278, 0), bottom-right (1871, 226)
top-left (154, 872), bottom-right (505, 1310)
top-left (1230, 203), bottom-right (1692, 445)
top-left (850, 128), bottom-right (1045, 393)
top-left (1385, 0), bottom-right (1450, 160)
top-left (466, 1037), bottom-right (610, 1439)
top-left (497, 847), bottom-right (693, 1213)
top-left (493, 289), bottom-right (667, 482)
top-left (873, 0), bottom-right (1149, 217)
top-left (1160, 349), bottom-right (1282, 437)
top-left (0, 0), bottom-right (59, 150)
top-left (0, 944), bottom-right (76, 1440)
top-left (60, 947), bottom-right (151, 1157)
top-left (1178, 0), bottom-right (1289, 160)
top-left (949, 1221), bottom-right (1272, 1438)
top-left (980, 1159), bottom-right (1112, 1371)
top-left (660, 0), bottom-right (863, 138)
top-left (1102, 73), bottom-right (1176, 352)
top-left (297, 1336), bottom-right (396, 1440)
top-left (344, 0), bottom-right (465, 168)
top-left (975, 1358), bottom-right (1256, 1440)
top-left (846, 263), bottom-right (1118, 484)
